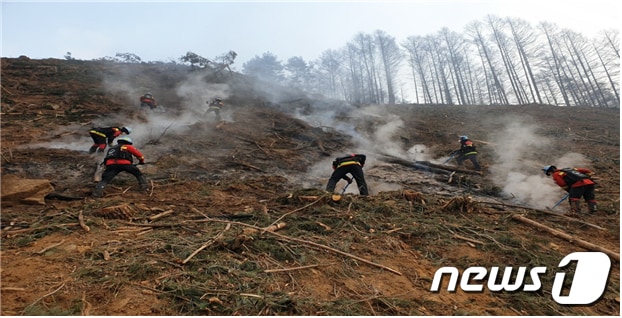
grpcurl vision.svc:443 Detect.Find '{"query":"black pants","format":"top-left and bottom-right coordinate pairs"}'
top-left (95, 164), bottom-right (147, 190)
top-left (457, 154), bottom-right (481, 171)
top-left (89, 132), bottom-right (107, 153)
top-left (568, 184), bottom-right (596, 203)
top-left (326, 164), bottom-right (368, 195)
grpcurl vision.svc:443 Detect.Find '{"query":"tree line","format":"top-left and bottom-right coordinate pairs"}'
top-left (242, 15), bottom-right (619, 108)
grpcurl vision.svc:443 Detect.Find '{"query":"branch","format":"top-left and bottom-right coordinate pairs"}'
top-left (269, 193), bottom-right (327, 227)
top-left (198, 217), bottom-right (403, 276)
top-left (265, 263), bottom-right (332, 273)
top-left (182, 223), bottom-right (231, 264)
top-left (476, 201), bottom-right (606, 231)
top-left (511, 214), bottom-right (619, 261)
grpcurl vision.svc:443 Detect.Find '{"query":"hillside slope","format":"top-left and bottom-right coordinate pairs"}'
top-left (1, 57), bottom-right (620, 315)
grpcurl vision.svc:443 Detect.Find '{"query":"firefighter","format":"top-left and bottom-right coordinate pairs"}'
top-left (326, 153), bottom-right (369, 195)
top-left (206, 98), bottom-right (224, 121)
top-left (543, 165), bottom-right (597, 214)
top-left (92, 136), bottom-right (148, 198)
top-left (140, 92), bottom-right (157, 110)
top-left (88, 126), bottom-right (131, 153)
top-left (455, 135), bottom-right (481, 171)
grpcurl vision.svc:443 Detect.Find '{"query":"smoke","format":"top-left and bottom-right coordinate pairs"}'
top-left (23, 65), bottom-right (237, 165)
top-left (487, 117), bottom-right (589, 209)
top-left (298, 103), bottom-right (434, 194)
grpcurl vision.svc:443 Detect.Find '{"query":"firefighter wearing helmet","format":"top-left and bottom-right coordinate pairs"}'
top-left (92, 136), bottom-right (148, 198)
top-left (453, 135), bottom-right (481, 172)
top-left (542, 165), bottom-right (598, 214)
top-left (88, 126), bottom-right (131, 153)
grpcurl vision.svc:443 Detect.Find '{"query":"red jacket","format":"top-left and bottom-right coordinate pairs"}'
top-left (551, 168), bottom-right (595, 191)
top-left (140, 95), bottom-right (156, 106)
top-left (104, 145), bottom-right (145, 166)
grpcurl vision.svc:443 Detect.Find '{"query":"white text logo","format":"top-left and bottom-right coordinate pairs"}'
top-left (430, 252), bottom-right (611, 305)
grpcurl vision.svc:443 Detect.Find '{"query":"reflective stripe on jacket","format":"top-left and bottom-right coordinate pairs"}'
top-left (337, 160), bottom-right (361, 168)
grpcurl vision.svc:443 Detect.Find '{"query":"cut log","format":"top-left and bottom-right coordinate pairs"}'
top-left (511, 214), bottom-right (619, 261)
top-left (378, 154), bottom-right (482, 175)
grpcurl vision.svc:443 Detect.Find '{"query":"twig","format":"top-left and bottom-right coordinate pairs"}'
top-left (81, 291), bottom-right (92, 316)
top-left (151, 121), bottom-right (175, 145)
top-left (22, 283), bottom-right (66, 314)
top-left (264, 263), bottom-right (331, 273)
top-left (78, 211), bottom-right (90, 232)
top-left (200, 217), bottom-right (403, 276)
top-left (232, 161), bottom-right (264, 172)
top-left (182, 223), bottom-right (231, 264)
top-left (35, 240), bottom-right (66, 255)
top-left (2, 223), bottom-right (80, 236)
top-left (452, 234), bottom-right (485, 245)
top-left (148, 209), bottom-right (174, 221)
top-left (269, 194), bottom-right (326, 227)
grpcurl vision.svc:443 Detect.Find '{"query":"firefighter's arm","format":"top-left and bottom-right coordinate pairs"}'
top-left (576, 168), bottom-right (593, 175)
top-left (128, 146), bottom-right (145, 164)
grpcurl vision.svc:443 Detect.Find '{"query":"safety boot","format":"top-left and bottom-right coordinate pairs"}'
top-left (92, 182), bottom-right (106, 198)
top-left (569, 200), bottom-right (582, 214)
top-left (89, 145), bottom-right (98, 154)
top-left (588, 202), bottom-right (598, 213)
top-left (138, 176), bottom-right (149, 192)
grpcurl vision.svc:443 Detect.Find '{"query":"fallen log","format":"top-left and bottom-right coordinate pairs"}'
top-left (379, 154), bottom-right (482, 175)
top-left (415, 160), bottom-right (483, 176)
top-left (477, 201), bottom-right (605, 231)
top-left (511, 214), bottom-right (619, 262)
top-left (379, 155), bottom-right (449, 175)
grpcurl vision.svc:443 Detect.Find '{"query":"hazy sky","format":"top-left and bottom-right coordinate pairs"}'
top-left (2, 0), bottom-right (619, 69)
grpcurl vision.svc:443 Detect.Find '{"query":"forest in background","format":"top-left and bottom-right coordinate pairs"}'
top-left (65, 15), bottom-right (620, 107)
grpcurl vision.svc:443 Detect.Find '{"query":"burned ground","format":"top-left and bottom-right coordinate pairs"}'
top-left (0, 57), bottom-right (620, 315)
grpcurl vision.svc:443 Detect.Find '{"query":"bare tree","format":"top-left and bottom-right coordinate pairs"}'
top-left (375, 30), bottom-right (403, 104)
top-left (466, 21), bottom-right (509, 105)
top-left (505, 17), bottom-right (544, 104)
top-left (539, 22), bottom-right (572, 106)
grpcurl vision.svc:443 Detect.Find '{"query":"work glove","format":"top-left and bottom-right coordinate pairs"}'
top-left (344, 177), bottom-right (352, 184)
top-left (138, 160), bottom-right (145, 165)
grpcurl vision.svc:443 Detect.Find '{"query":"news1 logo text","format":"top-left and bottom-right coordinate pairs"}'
top-left (430, 252), bottom-right (611, 305)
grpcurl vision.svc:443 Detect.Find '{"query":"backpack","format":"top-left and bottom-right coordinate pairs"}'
top-left (560, 168), bottom-right (590, 185)
top-left (104, 145), bottom-right (132, 162)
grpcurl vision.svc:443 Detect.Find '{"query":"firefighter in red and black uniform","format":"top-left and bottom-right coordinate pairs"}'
top-left (326, 153), bottom-right (369, 195)
top-left (88, 126), bottom-right (131, 153)
top-left (92, 136), bottom-right (148, 198)
top-left (543, 165), bottom-right (597, 214)
top-left (455, 135), bottom-right (481, 171)
top-left (140, 92), bottom-right (157, 110)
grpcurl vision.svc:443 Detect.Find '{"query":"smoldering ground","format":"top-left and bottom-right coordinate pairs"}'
top-left (487, 117), bottom-right (592, 210)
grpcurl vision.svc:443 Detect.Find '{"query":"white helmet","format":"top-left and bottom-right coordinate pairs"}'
top-left (542, 165), bottom-right (556, 176)
top-left (117, 136), bottom-right (133, 145)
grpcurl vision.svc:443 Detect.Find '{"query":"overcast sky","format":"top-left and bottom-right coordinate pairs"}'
top-left (2, 0), bottom-right (619, 70)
